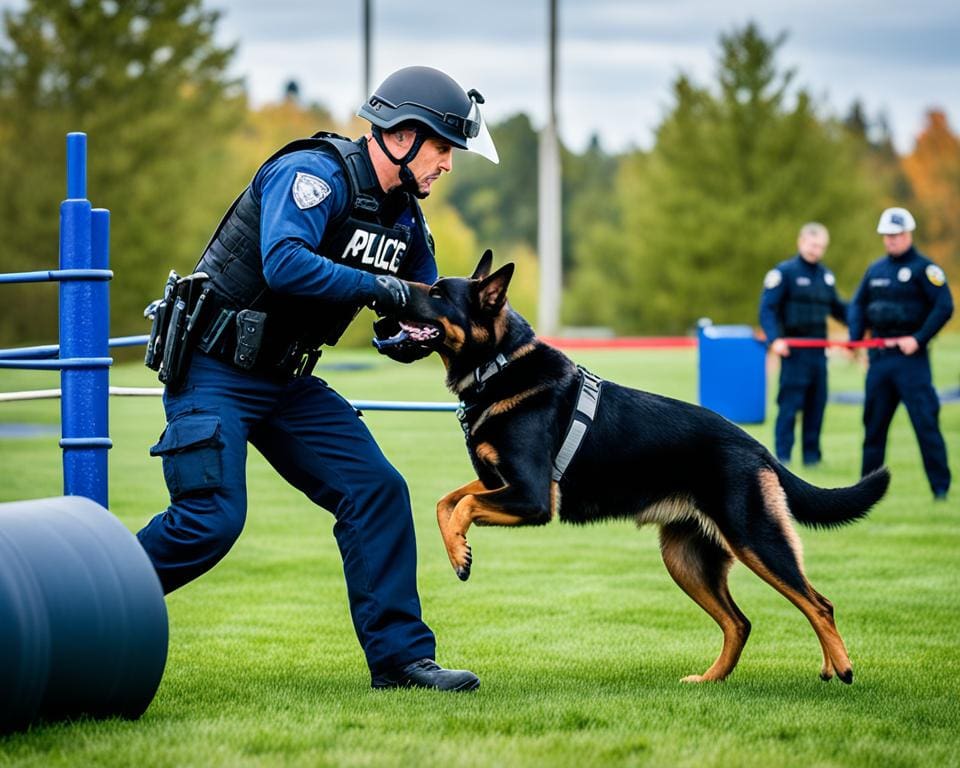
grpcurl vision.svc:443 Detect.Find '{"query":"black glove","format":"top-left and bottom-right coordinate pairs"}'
top-left (369, 275), bottom-right (410, 316)
top-left (372, 317), bottom-right (433, 364)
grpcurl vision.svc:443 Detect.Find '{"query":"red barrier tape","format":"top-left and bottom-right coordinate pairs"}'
top-left (539, 336), bottom-right (696, 350)
top-left (537, 336), bottom-right (892, 351)
top-left (783, 337), bottom-right (891, 349)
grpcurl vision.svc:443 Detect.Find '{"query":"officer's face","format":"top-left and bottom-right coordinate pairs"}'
top-left (883, 231), bottom-right (913, 256)
top-left (407, 137), bottom-right (454, 196)
top-left (798, 232), bottom-right (829, 264)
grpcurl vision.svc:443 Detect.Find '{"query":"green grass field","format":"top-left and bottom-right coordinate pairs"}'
top-left (1, 339), bottom-right (959, 767)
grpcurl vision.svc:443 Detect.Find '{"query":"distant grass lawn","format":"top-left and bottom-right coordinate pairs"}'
top-left (1, 337), bottom-right (958, 767)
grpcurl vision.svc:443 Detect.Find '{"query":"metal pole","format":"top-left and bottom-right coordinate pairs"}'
top-left (537, 0), bottom-right (562, 336)
top-left (59, 133), bottom-right (112, 507)
top-left (362, 0), bottom-right (372, 100)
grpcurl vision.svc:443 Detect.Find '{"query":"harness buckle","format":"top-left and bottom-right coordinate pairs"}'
top-left (455, 404), bottom-right (471, 435)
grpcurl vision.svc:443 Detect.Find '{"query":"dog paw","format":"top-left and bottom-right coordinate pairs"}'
top-left (449, 536), bottom-right (472, 581)
top-left (681, 673), bottom-right (724, 683)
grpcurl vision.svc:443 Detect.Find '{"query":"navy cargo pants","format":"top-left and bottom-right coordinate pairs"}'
top-left (862, 350), bottom-right (950, 496)
top-left (775, 348), bottom-right (828, 465)
top-left (136, 352), bottom-right (436, 675)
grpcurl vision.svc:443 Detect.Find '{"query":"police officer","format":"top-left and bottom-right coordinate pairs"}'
top-left (137, 66), bottom-right (499, 690)
top-left (760, 222), bottom-right (848, 466)
top-left (848, 207), bottom-right (953, 500)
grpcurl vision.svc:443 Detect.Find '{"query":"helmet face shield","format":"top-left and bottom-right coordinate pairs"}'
top-left (463, 100), bottom-right (499, 164)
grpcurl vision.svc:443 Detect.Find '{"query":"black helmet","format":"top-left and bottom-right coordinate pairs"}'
top-left (358, 66), bottom-right (498, 164)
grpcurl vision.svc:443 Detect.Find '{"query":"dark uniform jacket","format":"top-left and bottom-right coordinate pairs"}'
top-left (196, 134), bottom-right (437, 354)
top-left (848, 246), bottom-right (953, 348)
top-left (759, 254), bottom-right (847, 343)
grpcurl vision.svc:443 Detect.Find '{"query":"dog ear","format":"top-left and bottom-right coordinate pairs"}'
top-left (477, 263), bottom-right (514, 314)
top-left (471, 249), bottom-right (494, 280)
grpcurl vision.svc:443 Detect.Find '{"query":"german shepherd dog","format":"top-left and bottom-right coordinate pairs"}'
top-left (391, 251), bottom-right (889, 684)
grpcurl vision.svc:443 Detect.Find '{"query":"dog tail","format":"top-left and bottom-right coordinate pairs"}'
top-left (772, 463), bottom-right (891, 529)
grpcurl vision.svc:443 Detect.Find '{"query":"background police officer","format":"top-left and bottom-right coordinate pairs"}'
top-left (137, 66), bottom-right (499, 690)
top-left (760, 222), bottom-right (848, 466)
top-left (848, 207), bottom-right (953, 500)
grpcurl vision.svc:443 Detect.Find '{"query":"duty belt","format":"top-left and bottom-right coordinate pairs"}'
top-left (196, 293), bottom-right (322, 380)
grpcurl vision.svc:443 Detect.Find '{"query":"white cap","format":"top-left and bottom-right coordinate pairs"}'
top-left (877, 207), bottom-right (916, 234)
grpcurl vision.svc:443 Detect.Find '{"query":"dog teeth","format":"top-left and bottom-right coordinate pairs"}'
top-left (399, 322), bottom-right (438, 342)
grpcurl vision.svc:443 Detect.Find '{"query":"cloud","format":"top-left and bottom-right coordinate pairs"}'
top-left (2, 0), bottom-right (956, 153)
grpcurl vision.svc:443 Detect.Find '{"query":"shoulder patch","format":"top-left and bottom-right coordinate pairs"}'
top-left (292, 171), bottom-right (331, 210)
top-left (925, 264), bottom-right (946, 287)
top-left (824, 271), bottom-right (835, 286)
top-left (764, 269), bottom-right (782, 289)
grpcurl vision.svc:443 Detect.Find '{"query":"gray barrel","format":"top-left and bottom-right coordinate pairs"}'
top-left (0, 496), bottom-right (168, 733)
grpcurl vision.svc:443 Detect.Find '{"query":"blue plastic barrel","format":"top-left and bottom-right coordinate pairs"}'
top-left (0, 496), bottom-right (167, 733)
top-left (697, 320), bottom-right (766, 424)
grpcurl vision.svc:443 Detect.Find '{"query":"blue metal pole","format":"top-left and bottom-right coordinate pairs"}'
top-left (59, 133), bottom-right (112, 507)
top-left (66, 131), bottom-right (87, 200)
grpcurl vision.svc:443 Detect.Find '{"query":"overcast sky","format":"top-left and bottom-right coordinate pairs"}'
top-left (4, 0), bottom-right (959, 153)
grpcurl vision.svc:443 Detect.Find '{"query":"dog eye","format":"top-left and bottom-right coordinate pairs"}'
top-left (429, 286), bottom-right (443, 299)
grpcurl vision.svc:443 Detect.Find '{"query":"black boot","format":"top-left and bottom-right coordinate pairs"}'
top-left (371, 658), bottom-right (480, 691)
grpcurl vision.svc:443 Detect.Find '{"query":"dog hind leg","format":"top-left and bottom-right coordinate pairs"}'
top-left (734, 470), bottom-right (853, 683)
top-left (659, 519), bottom-right (750, 683)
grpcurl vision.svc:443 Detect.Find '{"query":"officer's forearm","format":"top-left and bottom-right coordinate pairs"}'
top-left (262, 240), bottom-right (376, 303)
top-left (913, 304), bottom-right (954, 346)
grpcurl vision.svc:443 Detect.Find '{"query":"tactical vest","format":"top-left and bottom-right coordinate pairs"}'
top-left (782, 271), bottom-right (835, 337)
top-left (195, 132), bottom-right (425, 352)
top-left (865, 295), bottom-right (929, 337)
top-left (863, 253), bottom-right (932, 337)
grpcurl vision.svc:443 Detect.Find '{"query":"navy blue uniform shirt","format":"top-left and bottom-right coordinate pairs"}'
top-left (848, 246), bottom-right (952, 346)
top-left (252, 149), bottom-right (438, 303)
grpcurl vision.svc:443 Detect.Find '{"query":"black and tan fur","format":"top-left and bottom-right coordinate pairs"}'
top-left (397, 251), bottom-right (889, 684)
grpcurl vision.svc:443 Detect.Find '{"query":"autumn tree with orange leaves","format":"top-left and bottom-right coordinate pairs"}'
top-left (902, 110), bottom-right (960, 309)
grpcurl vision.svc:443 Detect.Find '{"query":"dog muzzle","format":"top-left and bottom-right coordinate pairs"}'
top-left (372, 317), bottom-right (441, 363)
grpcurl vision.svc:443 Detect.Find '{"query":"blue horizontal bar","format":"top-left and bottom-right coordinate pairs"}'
top-left (8, 268), bottom-right (113, 284)
top-left (0, 334), bottom-right (149, 360)
top-left (0, 343), bottom-right (60, 360)
top-left (351, 400), bottom-right (459, 412)
top-left (108, 334), bottom-right (150, 348)
top-left (0, 357), bottom-right (112, 370)
top-left (60, 437), bottom-right (113, 449)
top-left (0, 268), bottom-right (113, 285)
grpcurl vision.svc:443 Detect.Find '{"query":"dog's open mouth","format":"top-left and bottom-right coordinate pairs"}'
top-left (398, 321), bottom-right (441, 343)
top-left (372, 317), bottom-right (442, 352)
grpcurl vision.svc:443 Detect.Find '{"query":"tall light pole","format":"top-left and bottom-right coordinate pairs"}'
top-left (537, 0), bottom-right (562, 336)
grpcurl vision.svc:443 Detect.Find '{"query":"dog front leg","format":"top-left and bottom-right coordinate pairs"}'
top-left (441, 485), bottom-right (548, 581)
top-left (436, 479), bottom-right (487, 526)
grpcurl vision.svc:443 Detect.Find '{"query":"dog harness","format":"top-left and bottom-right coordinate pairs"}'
top-left (552, 367), bottom-right (603, 482)
top-left (455, 356), bottom-right (603, 481)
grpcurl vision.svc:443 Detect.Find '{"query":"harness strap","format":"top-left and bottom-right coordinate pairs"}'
top-left (473, 353), bottom-right (509, 391)
top-left (552, 367), bottom-right (603, 482)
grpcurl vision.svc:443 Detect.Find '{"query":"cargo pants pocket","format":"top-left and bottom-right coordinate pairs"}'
top-left (150, 413), bottom-right (224, 500)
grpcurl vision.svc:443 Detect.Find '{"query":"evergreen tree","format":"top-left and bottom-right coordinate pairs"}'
top-left (567, 23), bottom-right (883, 334)
top-left (0, 0), bottom-right (243, 344)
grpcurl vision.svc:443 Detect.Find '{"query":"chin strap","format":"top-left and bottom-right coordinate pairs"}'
top-left (371, 125), bottom-right (430, 199)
